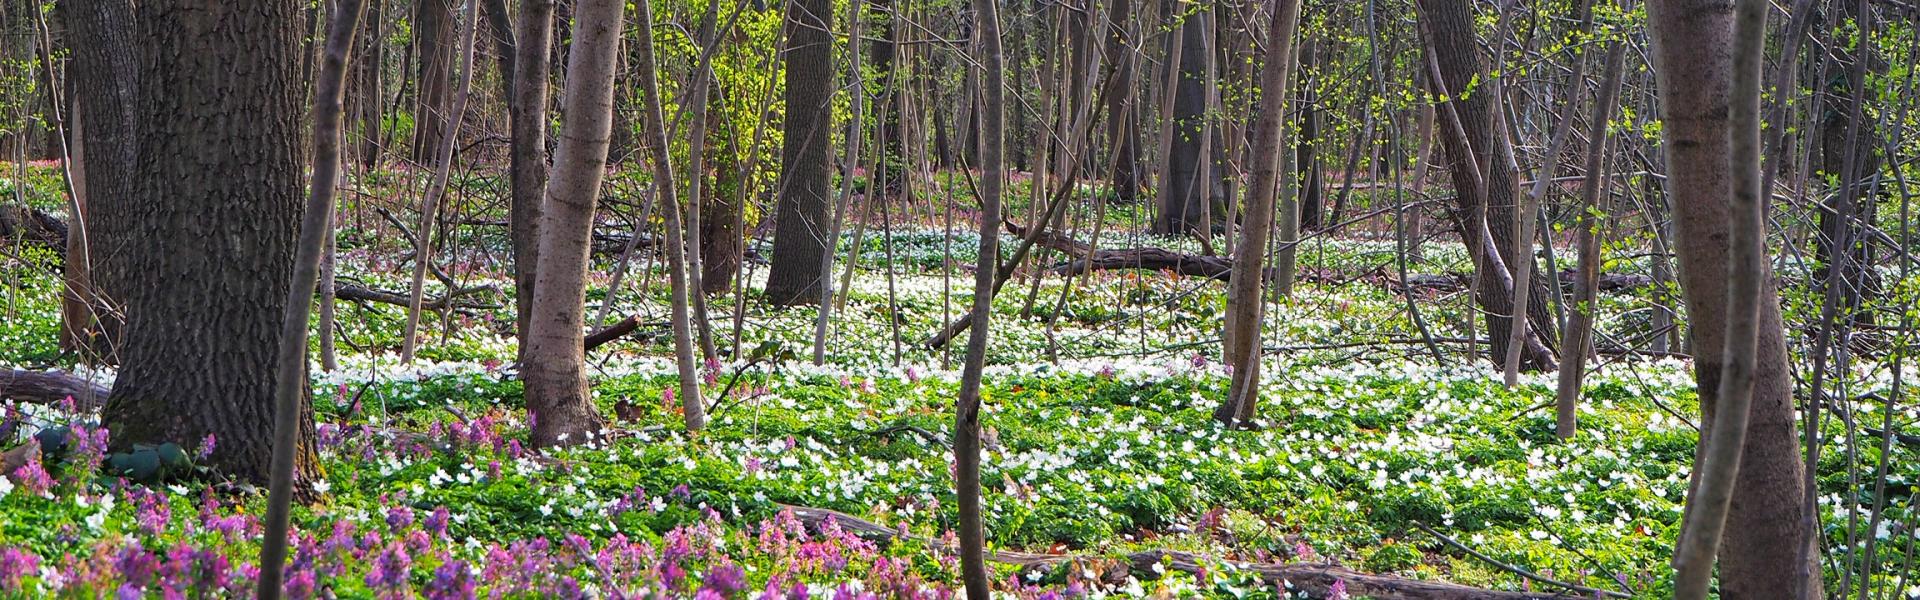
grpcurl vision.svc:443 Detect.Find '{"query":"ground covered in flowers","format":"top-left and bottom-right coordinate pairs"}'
top-left (1, 170), bottom-right (1917, 598)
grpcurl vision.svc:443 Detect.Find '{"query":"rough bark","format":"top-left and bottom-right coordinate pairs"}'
top-left (410, 0), bottom-right (455, 163)
top-left (103, 0), bottom-right (317, 486)
top-left (764, 0), bottom-right (836, 305)
top-left (1645, 0), bottom-right (1819, 596)
top-left (1153, 7), bottom-right (1225, 234)
top-left (56, 0), bottom-right (138, 357)
top-left (522, 0), bottom-right (625, 448)
top-left (1102, 0), bottom-right (1140, 203)
top-left (1416, 0), bottom-right (1558, 371)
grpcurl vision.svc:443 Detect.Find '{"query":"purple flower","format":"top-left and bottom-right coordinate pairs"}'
top-left (386, 506), bottom-right (415, 530)
top-left (424, 506), bottom-right (451, 537)
top-left (11, 455), bottom-right (54, 496)
top-left (425, 559), bottom-right (474, 600)
top-left (700, 562), bottom-right (746, 598)
top-left (0, 548), bottom-right (40, 592)
top-left (364, 543), bottom-right (411, 591)
top-left (1328, 579), bottom-right (1350, 600)
top-left (197, 433), bottom-right (217, 460)
top-left (113, 546), bottom-right (160, 588)
top-left (283, 568), bottom-right (316, 600)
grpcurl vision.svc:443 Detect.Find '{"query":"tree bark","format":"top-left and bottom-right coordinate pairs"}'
top-left (260, 0), bottom-right (365, 594)
top-left (103, 0), bottom-right (317, 486)
top-left (1415, 0), bottom-right (1558, 371)
top-left (410, 0), bottom-right (456, 163)
top-left (1153, 7), bottom-right (1225, 234)
top-left (57, 0), bottom-right (138, 359)
top-left (764, 0), bottom-right (836, 306)
top-left (1216, 0), bottom-right (1303, 427)
top-left (522, 0), bottom-right (626, 448)
top-left (1646, 0), bottom-right (1819, 596)
top-left (630, 0), bottom-right (708, 431)
top-left (509, 0), bottom-right (556, 366)
top-left (956, 0), bottom-right (1006, 592)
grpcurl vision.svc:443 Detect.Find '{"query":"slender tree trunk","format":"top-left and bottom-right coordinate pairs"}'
top-left (1553, 36), bottom-right (1627, 439)
top-left (630, 0), bottom-right (708, 431)
top-left (399, 0), bottom-right (480, 363)
top-left (522, 0), bottom-right (627, 447)
top-left (764, 0), bottom-right (836, 306)
top-left (103, 0), bottom-right (316, 487)
top-left (259, 1), bottom-right (364, 595)
top-left (1216, 0), bottom-right (1303, 427)
top-left (955, 0), bottom-right (1006, 593)
top-left (1647, 0), bottom-right (1820, 596)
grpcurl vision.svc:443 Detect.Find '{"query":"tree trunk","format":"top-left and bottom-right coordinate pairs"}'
top-left (1216, 0), bottom-right (1303, 427)
top-left (1153, 7), bottom-right (1224, 234)
top-left (410, 0), bottom-right (455, 163)
top-left (1553, 35), bottom-right (1628, 439)
top-left (701, 84), bottom-right (744, 295)
top-left (956, 0), bottom-right (1006, 593)
top-left (103, 0), bottom-right (317, 486)
top-left (522, 0), bottom-right (625, 448)
top-left (630, 0), bottom-right (708, 431)
top-left (259, 0), bottom-right (365, 593)
top-left (510, 0), bottom-right (557, 365)
top-left (764, 0), bottom-right (836, 306)
top-left (57, 0), bottom-right (138, 360)
top-left (1415, 0), bottom-right (1557, 371)
top-left (1645, 0), bottom-right (1819, 596)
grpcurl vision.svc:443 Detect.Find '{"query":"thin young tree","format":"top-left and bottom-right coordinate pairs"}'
top-left (630, 0), bottom-right (708, 431)
top-left (955, 0), bottom-right (1005, 594)
top-left (1552, 27), bottom-right (1629, 440)
top-left (1647, 0), bottom-right (1821, 596)
top-left (399, 0), bottom-right (480, 363)
top-left (521, 0), bottom-right (628, 447)
top-left (1216, 0), bottom-right (1304, 427)
top-left (259, 0), bottom-right (366, 595)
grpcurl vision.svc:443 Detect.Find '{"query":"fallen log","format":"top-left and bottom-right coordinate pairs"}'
top-left (0, 204), bottom-right (69, 249)
top-left (0, 368), bottom-right (108, 410)
top-left (1127, 550), bottom-right (1589, 600)
top-left (781, 503), bottom-right (1588, 599)
top-left (333, 281), bottom-right (499, 311)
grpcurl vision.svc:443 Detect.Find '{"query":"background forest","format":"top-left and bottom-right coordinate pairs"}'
top-left (0, 0), bottom-right (1918, 598)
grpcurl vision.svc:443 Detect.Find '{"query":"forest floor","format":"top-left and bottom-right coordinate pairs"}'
top-left (1, 165), bottom-right (1917, 598)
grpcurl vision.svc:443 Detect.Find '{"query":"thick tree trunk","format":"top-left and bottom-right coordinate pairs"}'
top-left (1416, 0), bottom-right (1557, 371)
top-left (764, 0), bottom-right (836, 306)
top-left (1645, 0), bottom-right (1819, 596)
top-left (1153, 8), bottom-right (1224, 234)
top-left (522, 0), bottom-right (625, 448)
top-left (103, 0), bottom-right (317, 486)
top-left (701, 85), bottom-right (744, 295)
top-left (509, 0), bottom-right (556, 365)
top-left (410, 0), bottom-right (455, 163)
top-left (1102, 0), bottom-right (1140, 203)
